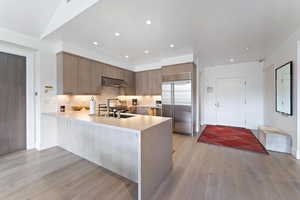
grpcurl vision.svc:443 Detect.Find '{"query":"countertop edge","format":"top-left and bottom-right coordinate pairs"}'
top-left (42, 112), bottom-right (172, 133)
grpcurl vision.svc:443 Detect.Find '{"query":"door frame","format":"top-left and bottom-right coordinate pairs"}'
top-left (215, 77), bottom-right (246, 128)
top-left (0, 42), bottom-right (36, 150)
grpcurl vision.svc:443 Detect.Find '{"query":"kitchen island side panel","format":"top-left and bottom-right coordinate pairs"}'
top-left (138, 119), bottom-right (173, 200)
top-left (57, 117), bottom-right (139, 182)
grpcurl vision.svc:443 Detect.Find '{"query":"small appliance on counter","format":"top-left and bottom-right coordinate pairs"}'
top-left (132, 99), bottom-right (138, 106)
top-left (155, 100), bottom-right (162, 106)
top-left (60, 105), bottom-right (66, 112)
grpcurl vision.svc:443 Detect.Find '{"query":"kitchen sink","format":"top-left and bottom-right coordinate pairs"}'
top-left (119, 115), bottom-right (134, 119)
top-left (107, 113), bottom-right (135, 119)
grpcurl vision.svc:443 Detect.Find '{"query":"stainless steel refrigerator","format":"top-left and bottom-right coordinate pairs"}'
top-left (162, 80), bottom-right (195, 136)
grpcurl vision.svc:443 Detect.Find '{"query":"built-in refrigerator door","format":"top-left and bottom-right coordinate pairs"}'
top-left (173, 80), bottom-right (192, 134)
top-left (162, 82), bottom-right (173, 119)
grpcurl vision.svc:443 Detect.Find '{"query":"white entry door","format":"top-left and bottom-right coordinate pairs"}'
top-left (215, 78), bottom-right (245, 127)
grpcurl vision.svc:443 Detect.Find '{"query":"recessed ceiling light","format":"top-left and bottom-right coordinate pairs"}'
top-left (146, 20), bottom-right (152, 25)
top-left (144, 50), bottom-right (149, 54)
top-left (93, 41), bottom-right (99, 46)
top-left (229, 58), bottom-right (235, 63)
top-left (125, 55), bottom-right (129, 58)
top-left (245, 47), bottom-right (249, 51)
top-left (170, 44), bottom-right (175, 48)
top-left (115, 32), bottom-right (120, 37)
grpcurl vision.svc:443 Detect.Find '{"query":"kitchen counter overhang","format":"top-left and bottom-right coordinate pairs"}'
top-left (42, 111), bottom-right (173, 200)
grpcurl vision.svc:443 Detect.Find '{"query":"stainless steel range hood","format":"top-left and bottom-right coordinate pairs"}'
top-left (102, 76), bottom-right (127, 88)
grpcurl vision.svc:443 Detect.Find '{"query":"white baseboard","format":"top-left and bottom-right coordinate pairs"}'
top-left (291, 148), bottom-right (300, 159)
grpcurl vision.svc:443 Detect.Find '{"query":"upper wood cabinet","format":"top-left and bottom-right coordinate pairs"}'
top-left (90, 61), bottom-right (103, 94)
top-left (148, 69), bottom-right (162, 95)
top-left (103, 64), bottom-right (124, 80)
top-left (57, 52), bottom-right (103, 95)
top-left (161, 63), bottom-right (194, 82)
top-left (123, 70), bottom-right (136, 95)
top-left (77, 57), bottom-right (92, 94)
top-left (57, 52), bottom-right (135, 95)
top-left (57, 52), bottom-right (78, 94)
top-left (135, 69), bottom-right (162, 95)
top-left (136, 71), bottom-right (149, 95)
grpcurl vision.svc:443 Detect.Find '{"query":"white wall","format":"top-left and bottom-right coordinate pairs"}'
top-left (263, 27), bottom-right (300, 158)
top-left (201, 62), bottom-right (263, 130)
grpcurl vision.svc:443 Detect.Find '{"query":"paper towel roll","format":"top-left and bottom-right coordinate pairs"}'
top-left (89, 96), bottom-right (96, 115)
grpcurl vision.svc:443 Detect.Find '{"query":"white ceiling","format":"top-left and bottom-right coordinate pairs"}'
top-left (1, 0), bottom-right (300, 67)
top-left (0, 0), bottom-right (61, 37)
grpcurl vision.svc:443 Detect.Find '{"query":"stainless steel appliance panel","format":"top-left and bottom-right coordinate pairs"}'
top-left (174, 105), bottom-right (192, 134)
top-left (162, 83), bottom-right (173, 117)
top-left (162, 80), bottom-right (193, 135)
top-left (173, 80), bottom-right (192, 134)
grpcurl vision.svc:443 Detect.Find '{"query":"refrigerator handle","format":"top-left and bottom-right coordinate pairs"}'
top-left (171, 83), bottom-right (175, 119)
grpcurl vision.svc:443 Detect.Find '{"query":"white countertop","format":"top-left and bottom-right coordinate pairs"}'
top-left (43, 111), bottom-right (171, 132)
top-left (128, 105), bottom-right (162, 109)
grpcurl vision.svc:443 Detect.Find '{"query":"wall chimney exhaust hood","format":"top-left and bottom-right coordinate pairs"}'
top-left (102, 76), bottom-right (127, 88)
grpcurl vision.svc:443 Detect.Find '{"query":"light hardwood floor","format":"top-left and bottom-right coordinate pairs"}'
top-left (1, 134), bottom-right (300, 200)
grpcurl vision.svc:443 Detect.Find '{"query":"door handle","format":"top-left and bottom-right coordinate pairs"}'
top-left (215, 102), bottom-right (220, 108)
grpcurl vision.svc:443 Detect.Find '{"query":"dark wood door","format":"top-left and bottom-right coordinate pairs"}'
top-left (0, 52), bottom-right (26, 156)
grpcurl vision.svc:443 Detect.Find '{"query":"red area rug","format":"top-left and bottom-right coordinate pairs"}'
top-left (198, 125), bottom-right (268, 154)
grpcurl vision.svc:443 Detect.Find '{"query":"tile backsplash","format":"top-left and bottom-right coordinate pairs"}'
top-left (57, 87), bottom-right (119, 111)
top-left (56, 87), bottom-right (161, 111)
top-left (118, 95), bottom-right (161, 106)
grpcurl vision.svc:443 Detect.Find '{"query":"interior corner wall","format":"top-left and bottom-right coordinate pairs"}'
top-left (263, 28), bottom-right (300, 159)
top-left (201, 62), bottom-right (264, 130)
top-left (37, 50), bottom-right (58, 150)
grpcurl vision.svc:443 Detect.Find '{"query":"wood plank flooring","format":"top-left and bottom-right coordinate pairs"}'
top-left (1, 134), bottom-right (300, 200)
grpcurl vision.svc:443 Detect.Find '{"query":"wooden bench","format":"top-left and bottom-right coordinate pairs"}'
top-left (258, 126), bottom-right (292, 154)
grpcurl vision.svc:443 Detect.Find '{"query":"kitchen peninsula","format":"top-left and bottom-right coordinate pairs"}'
top-left (43, 111), bottom-right (172, 200)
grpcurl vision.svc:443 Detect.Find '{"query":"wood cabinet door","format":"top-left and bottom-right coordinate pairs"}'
top-left (123, 70), bottom-right (135, 95)
top-left (149, 69), bottom-right (162, 95)
top-left (103, 64), bottom-right (124, 80)
top-left (136, 71), bottom-right (149, 95)
top-left (78, 57), bottom-right (92, 94)
top-left (102, 64), bottom-right (111, 78)
top-left (115, 67), bottom-right (124, 80)
top-left (90, 61), bottom-right (103, 94)
top-left (62, 53), bottom-right (78, 94)
top-left (135, 72), bottom-right (142, 95)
